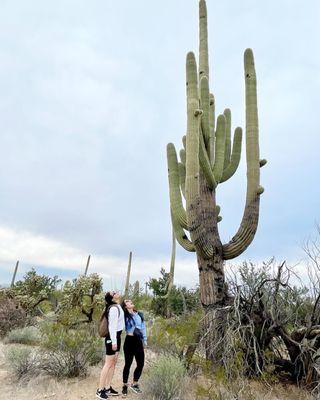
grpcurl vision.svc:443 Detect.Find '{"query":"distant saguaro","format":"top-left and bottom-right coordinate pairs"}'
top-left (11, 260), bottom-right (19, 287)
top-left (124, 251), bottom-right (132, 297)
top-left (84, 255), bottom-right (91, 276)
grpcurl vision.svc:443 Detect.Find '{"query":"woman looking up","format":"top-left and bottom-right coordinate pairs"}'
top-left (121, 299), bottom-right (147, 396)
top-left (96, 291), bottom-right (124, 399)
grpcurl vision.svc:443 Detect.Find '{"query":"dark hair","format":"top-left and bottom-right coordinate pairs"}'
top-left (104, 291), bottom-right (117, 317)
top-left (105, 291), bottom-right (117, 306)
top-left (121, 300), bottom-right (143, 322)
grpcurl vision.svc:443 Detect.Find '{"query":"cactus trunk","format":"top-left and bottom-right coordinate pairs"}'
top-left (198, 253), bottom-right (228, 307)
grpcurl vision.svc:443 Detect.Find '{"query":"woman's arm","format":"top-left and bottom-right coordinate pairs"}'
top-left (139, 313), bottom-right (147, 345)
top-left (108, 306), bottom-right (118, 345)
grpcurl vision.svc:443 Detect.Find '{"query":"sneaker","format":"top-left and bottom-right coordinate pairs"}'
top-left (105, 386), bottom-right (119, 397)
top-left (96, 388), bottom-right (109, 399)
top-left (130, 384), bottom-right (142, 394)
top-left (122, 385), bottom-right (128, 397)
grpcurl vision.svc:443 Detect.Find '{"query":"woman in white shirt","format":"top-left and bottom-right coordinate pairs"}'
top-left (96, 291), bottom-right (124, 399)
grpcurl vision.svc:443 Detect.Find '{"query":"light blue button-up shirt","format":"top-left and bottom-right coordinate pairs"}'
top-left (125, 312), bottom-right (147, 345)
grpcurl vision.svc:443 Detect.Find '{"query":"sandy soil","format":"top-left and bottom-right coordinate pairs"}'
top-left (0, 342), bottom-right (314, 400)
top-left (0, 343), bottom-right (148, 400)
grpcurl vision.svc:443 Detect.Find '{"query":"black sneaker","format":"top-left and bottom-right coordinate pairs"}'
top-left (96, 388), bottom-right (109, 399)
top-left (105, 386), bottom-right (119, 397)
top-left (122, 385), bottom-right (128, 397)
top-left (130, 384), bottom-right (142, 394)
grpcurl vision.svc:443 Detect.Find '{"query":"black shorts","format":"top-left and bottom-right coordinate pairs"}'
top-left (105, 330), bottom-right (122, 355)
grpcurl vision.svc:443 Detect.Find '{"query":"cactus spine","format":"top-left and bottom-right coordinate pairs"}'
top-left (166, 0), bottom-right (265, 361)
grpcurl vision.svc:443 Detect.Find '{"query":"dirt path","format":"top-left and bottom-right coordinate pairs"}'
top-left (0, 343), bottom-right (148, 400)
top-left (0, 342), bottom-right (313, 400)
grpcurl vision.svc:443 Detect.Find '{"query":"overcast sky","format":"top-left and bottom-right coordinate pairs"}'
top-left (0, 0), bottom-right (319, 289)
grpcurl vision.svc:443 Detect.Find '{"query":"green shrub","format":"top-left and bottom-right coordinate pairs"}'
top-left (147, 269), bottom-right (200, 317)
top-left (57, 274), bottom-right (104, 326)
top-left (39, 322), bottom-right (103, 378)
top-left (144, 355), bottom-right (188, 400)
top-left (5, 346), bottom-right (40, 380)
top-left (148, 312), bottom-right (202, 360)
top-left (5, 326), bottom-right (41, 345)
top-left (10, 269), bottom-right (60, 315)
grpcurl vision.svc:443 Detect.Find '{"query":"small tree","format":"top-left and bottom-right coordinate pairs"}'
top-left (57, 273), bottom-right (104, 326)
top-left (148, 269), bottom-right (200, 316)
top-left (10, 269), bottom-right (60, 315)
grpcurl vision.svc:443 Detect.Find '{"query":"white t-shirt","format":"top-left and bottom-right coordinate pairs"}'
top-left (108, 304), bottom-right (125, 345)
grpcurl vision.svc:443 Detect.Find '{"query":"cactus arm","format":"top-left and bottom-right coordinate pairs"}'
top-left (185, 52), bottom-right (201, 208)
top-left (185, 52), bottom-right (213, 258)
top-left (200, 76), bottom-right (210, 144)
top-left (199, 0), bottom-right (209, 80)
top-left (171, 210), bottom-right (195, 252)
top-left (178, 162), bottom-right (186, 199)
top-left (167, 143), bottom-right (188, 230)
top-left (223, 49), bottom-right (263, 260)
top-left (209, 93), bottom-right (215, 165)
top-left (199, 130), bottom-right (217, 189)
top-left (215, 205), bottom-right (222, 223)
top-left (182, 135), bottom-right (186, 149)
top-left (223, 108), bottom-right (232, 170)
top-left (220, 127), bottom-right (243, 182)
top-left (180, 149), bottom-right (186, 165)
top-left (212, 114), bottom-right (226, 183)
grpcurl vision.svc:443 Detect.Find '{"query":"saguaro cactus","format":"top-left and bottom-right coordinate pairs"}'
top-left (166, 0), bottom-right (266, 361)
top-left (124, 251), bottom-right (132, 297)
top-left (11, 260), bottom-right (19, 287)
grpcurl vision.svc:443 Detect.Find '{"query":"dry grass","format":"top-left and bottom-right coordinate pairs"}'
top-left (0, 342), bottom-right (315, 400)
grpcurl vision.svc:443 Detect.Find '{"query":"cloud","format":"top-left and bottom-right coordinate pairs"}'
top-left (0, 224), bottom-right (199, 289)
top-left (0, 0), bottom-right (319, 286)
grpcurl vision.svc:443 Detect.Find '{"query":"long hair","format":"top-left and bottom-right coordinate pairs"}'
top-left (121, 300), bottom-right (143, 323)
top-left (104, 291), bottom-right (117, 317)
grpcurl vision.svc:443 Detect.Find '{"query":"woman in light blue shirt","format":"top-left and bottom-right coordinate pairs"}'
top-left (121, 299), bottom-right (147, 396)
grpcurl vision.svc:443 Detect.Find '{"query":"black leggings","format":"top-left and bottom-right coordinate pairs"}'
top-left (123, 335), bottom-right (145, 383)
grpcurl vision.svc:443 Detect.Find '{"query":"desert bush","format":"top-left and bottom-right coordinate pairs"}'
top-left (148, 269), bottom-right (200, 317)
top-left (4, 326), bottom-right (41, 345)
top-left (0, 293), bottom-right (27, 337)
top-left (5, 346), bottom-right (40, 380)
top-left (199, 259), bottom-right (320, 388)
top-left (148, 312), bottom-right (202, 361)
top-left (9, 269), bottom-right (60, 315)
top-left (144, 355), bottom-right (188, 400)
top-left (39, 322), bottom-right (103, 378)
top-left (57, 273), bottom-right (104, 326)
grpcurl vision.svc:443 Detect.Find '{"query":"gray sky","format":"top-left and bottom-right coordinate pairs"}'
top-left (0, 0), bottom-right (319, 289)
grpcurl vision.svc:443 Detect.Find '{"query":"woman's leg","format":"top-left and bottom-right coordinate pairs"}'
top-left (105, 351), bottom-right (119, 388)
top-left (123, 337), bottom-right (135, 384)
top-left (99, 354), bottom-right (116, 389)
top-left (133, 342), bottom-right (145, 383)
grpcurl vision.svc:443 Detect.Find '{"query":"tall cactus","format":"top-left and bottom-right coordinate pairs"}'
top-left (166, 0), bottom-right (266, 361)
top-left (124, 251), bottom-right (132, 297)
